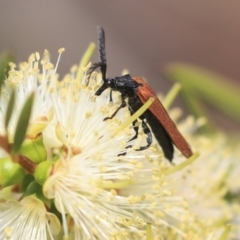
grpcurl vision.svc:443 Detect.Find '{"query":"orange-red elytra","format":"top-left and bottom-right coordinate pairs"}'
top-left (133, 76), bottom-right (193, 159)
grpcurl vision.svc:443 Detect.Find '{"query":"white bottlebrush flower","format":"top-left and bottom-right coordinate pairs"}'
top-left (163, 108), bottom-right (238, 238)
top-left (0, 49), bottom-right (64, 139)
top-left (0, 49), bottom-right (190, 239)
top-left (0, 196), bottom-right (60, 240)
top-left (40, 60), bottom-right (191, 239)
top-left (43, 66), bottom-right (131, 151)
top-left (0, 48), bottom-right (234, 240)
top-left (43, 152), bottom-right (191, 239)
top-left (225, 143), bottom-right (240, 194)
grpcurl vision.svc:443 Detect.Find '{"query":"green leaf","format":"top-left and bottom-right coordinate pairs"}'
top-left (5, 88), bottom-right (16, 130)
top-left (0, 51), bottom-right (14, 92)
top-left (19, 174), bottom-right (35, 192)
top-left (166, 63), bottom-right (240, 124)
top-left (181, 85), bottom-right (216, 133)
top-left (146, 223), bottom-right (152, 240)
top-left (12, 92), bottom-right (35, 154)
top-left (162, 83), bottom-right (181, 110)
top-left (22, 180), bottom-right (51, 208)
top-left (76, 42), bottom-right (96, 82)
top-left (50, 201), bottom-right (62, 225)
top-left (218, 225), bottom-right (231, 240)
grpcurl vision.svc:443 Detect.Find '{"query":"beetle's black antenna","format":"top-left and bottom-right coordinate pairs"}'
top-left (97, 27), bottom-right (107, 80)
top-left (88, 27), bottom-right (107, 81)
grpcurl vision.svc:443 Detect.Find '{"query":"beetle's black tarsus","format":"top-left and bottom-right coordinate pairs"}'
top-left (88, 62), bottom-right (106, 79)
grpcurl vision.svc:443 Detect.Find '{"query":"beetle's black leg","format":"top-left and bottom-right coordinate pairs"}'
top-left (103, 94), bottom-right (127, 121)
top-left (117, 119), bottom-right (139, 157)
top-left (128, 119), bottom-right (139, 142)
top-left (103, 101), bottom-right (126, 121)
top-left (87, 62), bottom-right (106, 83)
top-left (124, 102), bottom-right (140, 143)
top-left (109, 90), bottom-right (113, 102)
top-left (125, 118), bottom-right (153, 151)
top-left (126, 104), bottom-right (152, 149)
top-left (135, 120), bottom-right (152, 151)
top-left (118, 119), bottom-right (152, 156)
top-left (118, 104), bottom-right (151, 156)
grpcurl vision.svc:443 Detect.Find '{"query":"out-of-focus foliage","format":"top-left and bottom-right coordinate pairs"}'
top-left (0, 51), bottom-right (14, 92)
top-left (166, 63), bottom-right (240, 133)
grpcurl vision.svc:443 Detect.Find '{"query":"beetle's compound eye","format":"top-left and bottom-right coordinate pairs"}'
top-left (107, 79), bottom-right (111, 85)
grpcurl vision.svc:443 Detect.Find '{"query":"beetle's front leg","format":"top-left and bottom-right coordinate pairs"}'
top-left (103, 93), bottom-right (127, 121)
top-left (109, 90), bottom-right (113, 102)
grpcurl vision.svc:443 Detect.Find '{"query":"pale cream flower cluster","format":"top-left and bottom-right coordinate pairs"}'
top-left (0, 49), bottom-right (238, 240)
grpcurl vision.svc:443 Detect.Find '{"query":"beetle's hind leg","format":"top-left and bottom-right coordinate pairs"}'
top-left (135, 119), bottom-right (152, 151)
top-left (127, 105), bottom-right (152, 150)
top-left (128, 119), bottom-right (139, 143)
top-left (117, 119), bottom-right (138, 157)
top-left (118, 119), bottom-right (152, 156)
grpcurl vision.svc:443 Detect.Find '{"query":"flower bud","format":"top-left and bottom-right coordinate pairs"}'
top-left (19, 135), bottom-right (47, 163)
top-left (0, 157), bottom-right (25, 188)
top-left (34, 161), bottom-right (53, 186)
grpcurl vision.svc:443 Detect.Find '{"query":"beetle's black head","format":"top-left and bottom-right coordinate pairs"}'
top-left (95, 78), bottom-right (114, 96)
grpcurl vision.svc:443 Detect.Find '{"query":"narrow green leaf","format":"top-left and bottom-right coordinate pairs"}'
top-left (5, 88), bottom-right (16, 130)
top-left (166, 63), bottom-right (240, 124)
top-left (22, 180), bottom-right (51, 208)
top-left (76, 42), bottom-right (96, 82)
top-left (146, 223), bottom-right (152, 240)
top-left (12, 93), bottom-right (35, 154)
top-left (181, 86), bottom-right (216, 133)
top-left (218, 224), bottom-right (231, 240)
top-left (0, 51), bottom-right (14, 92)
top-left (162, 83), bottom-right (181, 110)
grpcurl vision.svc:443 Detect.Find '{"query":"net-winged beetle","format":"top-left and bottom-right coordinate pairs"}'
top-left (88, 27), bottom-right (193, 161)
